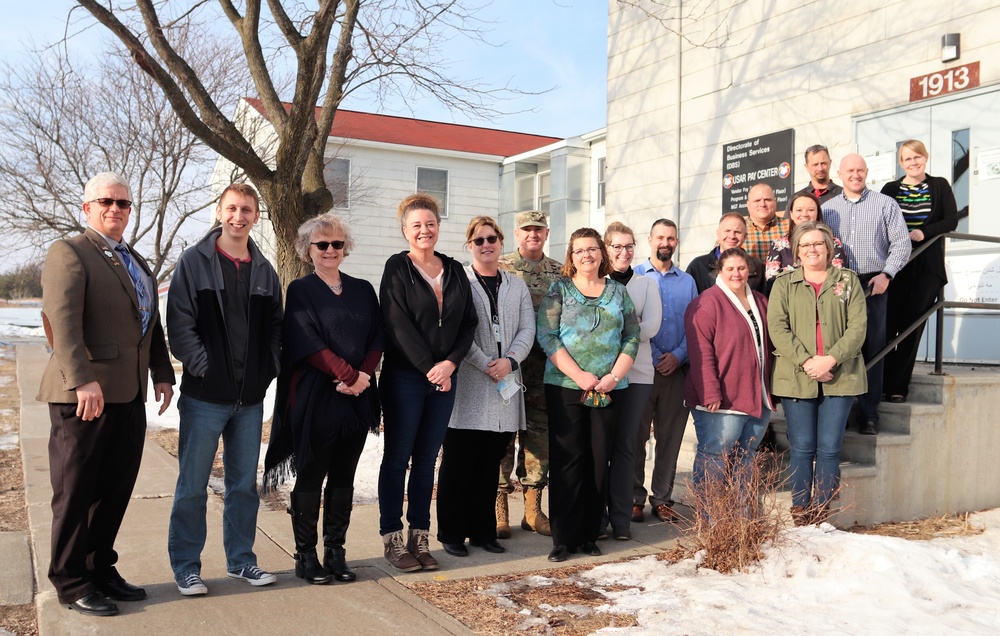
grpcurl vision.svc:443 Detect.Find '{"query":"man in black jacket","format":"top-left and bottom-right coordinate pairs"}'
top-left (166, 183), bottom-right (283, 596)
top-left (685, 213), bottom-right (765, 294)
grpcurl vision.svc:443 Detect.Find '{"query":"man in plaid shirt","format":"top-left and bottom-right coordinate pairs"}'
top-left (822, 154), bottom-right (911, 435)
top-left (743, 183), bottom-right (790, 261)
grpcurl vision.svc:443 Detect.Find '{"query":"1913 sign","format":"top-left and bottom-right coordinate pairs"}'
top-left (910, 62), bottom-right (980, 103)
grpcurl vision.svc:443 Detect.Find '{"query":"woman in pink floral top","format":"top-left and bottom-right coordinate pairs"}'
top-left (765, 193), bottom-right (845, 292)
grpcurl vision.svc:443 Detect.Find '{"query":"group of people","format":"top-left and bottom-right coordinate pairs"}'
top-left (697, 141), bottom-right (957, 524)
top-left (39, 138), bottom-right (956, 614)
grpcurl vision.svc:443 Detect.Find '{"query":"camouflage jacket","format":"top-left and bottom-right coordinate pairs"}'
top-left (498, 250), bottom-right (563, 312)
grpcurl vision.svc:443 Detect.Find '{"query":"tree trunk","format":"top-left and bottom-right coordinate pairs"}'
top-left (259, 180), bottom-right (313, 288)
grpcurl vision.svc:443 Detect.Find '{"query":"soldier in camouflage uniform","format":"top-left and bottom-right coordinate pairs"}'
top-left (496, 210), bottom-right (563, 538)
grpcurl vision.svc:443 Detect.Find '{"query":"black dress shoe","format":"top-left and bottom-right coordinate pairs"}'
top-left (96, 573), bottom-right (147, 601)
top-left (441, 542), bottom-right (469, 557)
top-left (612, 527), bottom-right (632, 541)
top-left (580, 541), bottom-right (602, 556)
top-left (547, 545), bottom-right (570, 562)
top-left (860, 420), bottom-right (879, 435)
top-left (68, 591), bottom-right (119, 616)
top-left (469, 539), bottom-right (505, 553)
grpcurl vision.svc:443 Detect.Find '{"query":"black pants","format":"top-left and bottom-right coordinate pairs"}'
top-left (884, 267), bottom-right (942, 397)
top-left (546, 385), bottom-right (616, 547)
top-left (437, 428), bottom-right (513, 543)
top-left (292, 429), bottom-right (368, 493)
top-left (47, 398), bottom-right (146, 604)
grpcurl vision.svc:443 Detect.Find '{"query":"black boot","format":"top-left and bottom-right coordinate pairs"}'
top-left (289, 491), bottom-right (333, 585)
top-left (323, 487), bottom-right (357, 582)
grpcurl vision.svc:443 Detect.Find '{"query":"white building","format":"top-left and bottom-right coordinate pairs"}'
top-left (212, 98), bottom-right (561, 287)
top-left (603, 0), bottom-right (1000, 362)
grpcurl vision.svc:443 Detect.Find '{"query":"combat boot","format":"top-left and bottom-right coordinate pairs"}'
top-left (496, 490), bottom-right (511, 539)
top-left (520, 487), bottom-right (552, 536)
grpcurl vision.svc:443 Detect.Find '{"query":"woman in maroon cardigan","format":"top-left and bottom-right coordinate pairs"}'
top-left (880, 139), bottom-right (958, 402)
top-left (684, 248), bottom-right (775, 495)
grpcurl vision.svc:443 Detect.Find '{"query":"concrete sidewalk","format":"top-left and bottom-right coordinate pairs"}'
top-left (15, 342), bottom-right (685, 635)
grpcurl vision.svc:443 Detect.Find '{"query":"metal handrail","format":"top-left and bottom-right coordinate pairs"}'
top-left (864, 231), bottom-right (1000, 375)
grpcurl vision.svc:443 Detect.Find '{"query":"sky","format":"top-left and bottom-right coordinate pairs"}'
top-left (0, 1), bottom-right (607, 273)
top-left (0, 0), bottom-right (608, 138)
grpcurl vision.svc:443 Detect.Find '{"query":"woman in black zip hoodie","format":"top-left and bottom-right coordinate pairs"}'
top-left (377, 193), bottom-right (478, 572)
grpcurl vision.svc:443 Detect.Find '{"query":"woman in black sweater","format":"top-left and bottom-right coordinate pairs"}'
top-left (880, 139), bottom-right (958, 402)
top-left (377, 193), bottom-right (477, 572)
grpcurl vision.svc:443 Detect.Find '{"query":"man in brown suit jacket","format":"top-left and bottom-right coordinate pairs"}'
top-left (37, 172), bottom-right (175, 616)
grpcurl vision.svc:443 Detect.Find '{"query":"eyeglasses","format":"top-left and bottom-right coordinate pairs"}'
top-left (572, 247), bottom-right (602, 257)
top-left (311, 240), bottom-right (345, 251)
top-left (88, 198), bottom-right (132, 209)
top-left (798, 242), bottom-right (826, 251)
top-left (469, 235), bottom-right (499, 246)
top-left (610, 243), bottom-right (636, 253)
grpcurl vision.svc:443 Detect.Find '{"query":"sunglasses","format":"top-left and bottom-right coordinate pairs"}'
top-left (88, 198), bottom-right (132, 209)
top-left (311, 240), bottom-right (345, 251)
top-left (469, 235), bottom-right (499, 246)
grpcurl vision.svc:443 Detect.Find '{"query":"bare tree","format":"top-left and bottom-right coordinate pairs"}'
top-left (0, 34), bottom-right (243, 281)
top-left (72, 0), bottom-right (524, 283)
top-left (615, 0), bottom-right (747, 47)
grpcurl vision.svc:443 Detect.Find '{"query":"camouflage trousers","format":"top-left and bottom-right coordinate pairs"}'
top-left (499, 351), bottom-right (549, 491)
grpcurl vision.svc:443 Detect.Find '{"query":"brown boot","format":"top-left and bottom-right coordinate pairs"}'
top-left (496, 490), bottom-right (511, 539)
top-left (812, 503), bottom-right (832, 525)
top-left (382, 530), bottom-right (421, 572)
top-left (790, 505), bottom-right (811, 527)
top-left (406, 528), bottom-right (439, 570)
top-left (520, 487), bottom-right (552, 536)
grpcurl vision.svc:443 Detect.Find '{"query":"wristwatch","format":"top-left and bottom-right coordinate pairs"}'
top-left (610, 372), bottom-right (621, 383)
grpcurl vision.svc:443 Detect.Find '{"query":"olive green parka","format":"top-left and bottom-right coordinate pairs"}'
top-left (768, 266), bottom-right (868, 398)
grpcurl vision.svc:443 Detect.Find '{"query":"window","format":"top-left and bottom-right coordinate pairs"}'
top-left (597, 157), bottom-right (607, 209)
top-left (537, 171), bottom-right (551, 214)
top-left (417, 167), bottom-right (449, 217)
top-left (952, 128), bottom-right (970, 232)
top-left (324, 157), bottom-right (350, 209)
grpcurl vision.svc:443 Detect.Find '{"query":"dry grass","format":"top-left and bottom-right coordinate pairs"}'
top-left (0, 346), bottom-right (39, 636)
top-left (685, 449), bottom-right (788, 573)
top-left (851, 512), bottom-right (985, 541)
top-left (0, 606), bottom-right (38, 636)
top-left (408, 561), bottom-right (649, 635)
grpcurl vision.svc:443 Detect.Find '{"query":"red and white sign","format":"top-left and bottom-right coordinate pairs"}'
top-left (909, 62), bottom-right (980, 102)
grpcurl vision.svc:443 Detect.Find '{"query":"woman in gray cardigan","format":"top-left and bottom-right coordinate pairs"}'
top-left (436, 216), bottom-right (536, 557)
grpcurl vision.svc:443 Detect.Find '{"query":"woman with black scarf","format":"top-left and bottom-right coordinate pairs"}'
top-left (263, 213), bottom-right (383, 585)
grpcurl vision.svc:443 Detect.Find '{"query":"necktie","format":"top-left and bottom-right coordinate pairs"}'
top-left (115, 244), bottom-right (151, 335)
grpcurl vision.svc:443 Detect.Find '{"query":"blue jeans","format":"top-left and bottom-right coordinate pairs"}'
top-left (781, 393), bottom-right (852, 508)
top-left (691, 407), bottom-right (771, 490)
top-left (861, 284), bottom-right (888, 423)
top-left (378, 366), bottom-right (457, 535)
top-left (168, 395), bottom-right (264, 579)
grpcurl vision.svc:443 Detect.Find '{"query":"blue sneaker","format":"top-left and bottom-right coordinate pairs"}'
top-left (227, 565), bottom-right (276, 586)
top-left (176, 573), bottom-right (208, 596)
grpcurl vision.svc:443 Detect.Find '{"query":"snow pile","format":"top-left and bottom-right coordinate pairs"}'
top-left (582, 510), bottom-right (1000, 634)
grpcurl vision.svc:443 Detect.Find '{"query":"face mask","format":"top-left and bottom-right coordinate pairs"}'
top-left (497, 374), bottom-right (524, 404)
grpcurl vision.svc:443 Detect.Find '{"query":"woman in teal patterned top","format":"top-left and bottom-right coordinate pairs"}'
top-left (536, 227), bottom-right (640, 563)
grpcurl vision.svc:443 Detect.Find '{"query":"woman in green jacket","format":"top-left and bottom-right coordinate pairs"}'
top-left (767, 222), bottom-right (867, 525)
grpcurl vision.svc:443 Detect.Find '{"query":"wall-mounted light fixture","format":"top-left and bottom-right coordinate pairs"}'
top-left (942, 33), bottom-right (961, 63)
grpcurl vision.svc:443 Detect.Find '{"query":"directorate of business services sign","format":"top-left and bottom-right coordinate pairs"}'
top-left (722, 129), bottom-right (795, 215)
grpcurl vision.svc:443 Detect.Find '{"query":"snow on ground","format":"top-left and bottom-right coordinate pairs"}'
top-left (581, 509), bottom-right (1000, 634)
top-left (0, 324), bottom-right (45, 339)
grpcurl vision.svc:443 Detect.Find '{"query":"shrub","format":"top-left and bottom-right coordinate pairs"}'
top-left (686, 450), bottom-right (787, 574)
